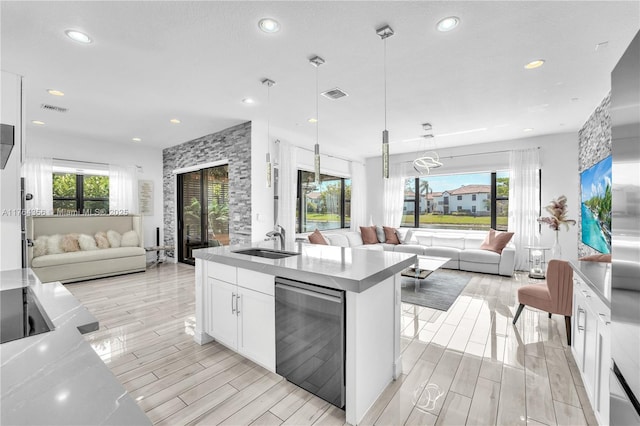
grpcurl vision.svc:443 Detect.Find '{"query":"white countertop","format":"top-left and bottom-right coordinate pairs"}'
top-left (569, 260), bottom-right (611, 307)
top-left (0, 269), bottom-right (150, 426)
top-left (193, 242), bottom-right (417, 292)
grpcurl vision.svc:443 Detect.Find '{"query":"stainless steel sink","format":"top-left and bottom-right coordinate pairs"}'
top-left (232, 248), bottom-right (300, 259)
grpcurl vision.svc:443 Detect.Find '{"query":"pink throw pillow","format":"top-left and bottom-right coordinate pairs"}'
top-left (308, 229), bottom-right (328, 245)
top-left (480, 229), bottom-right (514, 254)
top-left (360, 226), bottom-right (379, 245)
top-left (383, 226), bottom-right (401, 244)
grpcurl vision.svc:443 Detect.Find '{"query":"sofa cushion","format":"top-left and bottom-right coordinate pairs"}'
top-left (383, 226), bottom-right (400, 244)
top-left (345, 232), bottom-right (364, 247)
top-left (423, 246), bottom-right (461, 260)
top-left (375, 226), bottom-right (386, 243)
top-left (432, 235), bottom-right (465, 249)
top-left (379, 243), bottom-right (398, 251)
top-left (415, 234), bottom-right (434, 246)
top-left (121, 230), bottom-right (139, 247)
top-left (460, 249), bottom-right (501, 264)
top-left (395, 228), bottom-right (411, 244)
top-left (78, 234), bottom-right (99, 251)
top-left (107, 230), bottom-right (122, 248)
top-left (464, 235), bottom-right (486, 250)
top-left (394, 244), bottom-right (425, 255)
top-left (360, 226), bottom-right (378, 244)
top-left (325, 233), bottom-right (350, 247)
top-left (308, 229), bottom-right (328, 245)
top-left (31, 247), bottom-right (146, 268)
top-left (480, 229), bottom-right (514, 254)
top-left (352, 244), bottom-right (384, 251)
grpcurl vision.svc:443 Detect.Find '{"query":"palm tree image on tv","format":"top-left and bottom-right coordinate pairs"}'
top-left (580, 156), bottom-right (612, 254)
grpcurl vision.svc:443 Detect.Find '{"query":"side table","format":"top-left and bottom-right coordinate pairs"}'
top-left (145, 245), bottom-right (173, 268)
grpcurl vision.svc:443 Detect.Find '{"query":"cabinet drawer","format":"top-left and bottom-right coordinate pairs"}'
top-left (237, 268), bottom-right (274, 296)
top-left (574, 277), bottom-right (609, 319)
top-left (208, 262), bottom-right (237, 284)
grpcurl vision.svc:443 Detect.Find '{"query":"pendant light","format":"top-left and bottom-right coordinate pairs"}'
top-left (413, 123), bottom-right (443, 174)
top-left (377, 25), bottom-right (394, 179)
top-left (262, 78), bottom-right (276, 188)
top-left (309, 55), bottom-right (324, 184)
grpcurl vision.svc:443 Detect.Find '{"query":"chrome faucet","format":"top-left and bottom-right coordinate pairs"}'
top-left (266, 225), bottom-right (285, 250)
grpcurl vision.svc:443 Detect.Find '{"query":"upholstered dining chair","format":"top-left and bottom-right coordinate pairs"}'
top-left (513, 259), bottom-right (574, 345)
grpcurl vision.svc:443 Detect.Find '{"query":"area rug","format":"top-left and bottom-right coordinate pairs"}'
top-left (400, 269), bottom-right (472, 311)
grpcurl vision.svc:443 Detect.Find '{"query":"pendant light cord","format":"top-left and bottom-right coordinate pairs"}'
top-left (384, 37), bottom-right (387, 130)
top-left (267, 84), bottom-right (271, 156)
top-left (315, 65), bottom-right (319, 147)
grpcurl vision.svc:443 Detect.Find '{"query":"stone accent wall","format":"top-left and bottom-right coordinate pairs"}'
top-left (577, 93), bottom-right (611, 257)
top-left (163, 121), bottom-right (252, 258)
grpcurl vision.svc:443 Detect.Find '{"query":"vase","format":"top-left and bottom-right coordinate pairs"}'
top-left (551, 231), bottom-right (562, 259)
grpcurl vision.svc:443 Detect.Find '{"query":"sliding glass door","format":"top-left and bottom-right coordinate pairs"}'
top-left (177, 165), bottom-right (229, 264)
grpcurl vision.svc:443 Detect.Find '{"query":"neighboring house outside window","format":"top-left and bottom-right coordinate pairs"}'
top-left (296, 171), bottom-right (351, 232)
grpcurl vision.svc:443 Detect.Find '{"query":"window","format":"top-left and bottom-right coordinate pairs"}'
top-left (297, 171), bottom-right (351, 232)
top-left (53, 173), bottom-right (109, 215)
top-left (402, 171), bottom-right (511, 231)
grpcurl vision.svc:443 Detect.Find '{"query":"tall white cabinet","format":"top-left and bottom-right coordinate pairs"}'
top-left (571, 263), bottom-right (611, 425)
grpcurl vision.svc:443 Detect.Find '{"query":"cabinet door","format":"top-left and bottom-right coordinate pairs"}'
top-left (582, 303), bottom-right (598, 399)
top-left (210, 278), bottom-right (238, 349)
top-left (237, 287), bottom-right (275, 371)
top-left (596, 313), bottom-right (611, 424)
top-left (572, 290), bottom-right (587, 371)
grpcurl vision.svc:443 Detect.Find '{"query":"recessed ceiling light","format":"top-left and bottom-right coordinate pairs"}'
top-left (571, 97), bottom-right (580, 102)
top-left (65, 29), bottom-right (92, 44)
top-left (242, 98), bottom-right (255, 104)
top-left (132, 137), bottom-right (142, 142)
top-left (308, 118), bottom-right (318, 123)
top-left (47, 89), bottom-right (65, 96)
top-left (524, 59), bottom-right (545, 69)
top-left (31, 120), bottom-right (45, 126)
top-left (436, 16), bottom-right (460, 32)
top-left (258, 18), bottom-right (280, 33)
top-left (523, 128), bottom-right (534, 132)
top-left (169, 118), bottom-right (181, 124)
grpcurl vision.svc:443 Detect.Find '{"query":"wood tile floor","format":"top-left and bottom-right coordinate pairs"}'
top-left (66, 263), bottom-right (596, 425)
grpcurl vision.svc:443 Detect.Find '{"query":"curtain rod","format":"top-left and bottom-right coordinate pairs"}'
top-left (282, 142), bottom-right (366, 166)
top-left (398, 146), bottom-right (540, 164)
top-left (53, 157), bottom-right (108, 166)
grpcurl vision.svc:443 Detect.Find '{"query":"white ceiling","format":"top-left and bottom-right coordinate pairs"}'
top-left (2, 1), bottom-right (639, 161)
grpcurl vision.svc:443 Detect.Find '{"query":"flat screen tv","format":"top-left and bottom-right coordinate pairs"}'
top-left (580, 155), bottom-right (612, 253)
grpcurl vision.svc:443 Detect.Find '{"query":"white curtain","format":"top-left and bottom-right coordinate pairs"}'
top-left (109, 165), bottom-right (138, 214)
top-left (383, 164), bottom-right (405, 227)
top-left (21, 157), bottom-right (53, 214)
top-left (349, 161), bottom-right (367, 231)
top-left (508, 148), bottom-right (541, 271)
top-left (277, 141), bottom-right (297, 244)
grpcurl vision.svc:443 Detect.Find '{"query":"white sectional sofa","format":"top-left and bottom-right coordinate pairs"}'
top-left (302, 228), bottom-right (515, 276)
top-left (27, 215), bottom-right (146, 283)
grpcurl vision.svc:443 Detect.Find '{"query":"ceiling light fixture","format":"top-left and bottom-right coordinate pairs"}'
top-left (524, 59), bottom-right (545, 69)
top-left (258, 18), bottom-right (280, 33)
top-left (65, 29), bottom-right (92, 44)
top-left (31, 120), bottom-right (45, 126)
top-left (309, 55), bottom-right (325, 184)
top-left (242, 98), bottom-right (255, 104)
top-left (413, 123), bottom-right (443, 175)
top-left (47, 89), bottom-right (65, 97)
top-left (307, 118), bottom-right (318, 123)
top-left (169, 118), bottom-right (181, 124)
top-left (523, 128), bottom-right (534, 132)
top-left (262, 78), bottom-right (276, 188)
top-left (132, 137), bottom-right (142, 142)
top-left (377, 24), bottom-right (394, 179)
top-left (436, 16), bottom-right (460, 32)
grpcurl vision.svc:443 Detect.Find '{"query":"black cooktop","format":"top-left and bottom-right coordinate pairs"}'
top-left (0, 287), bottom-right (54, 344)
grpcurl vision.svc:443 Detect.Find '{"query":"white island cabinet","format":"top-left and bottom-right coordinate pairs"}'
top-left (570, 261), bottom-right (611, 425)
top-left (193, 243), bottom-right (416, 426)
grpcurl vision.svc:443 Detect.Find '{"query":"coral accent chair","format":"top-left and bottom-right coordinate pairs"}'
top-left (513, 259), bottom-right (574, 345)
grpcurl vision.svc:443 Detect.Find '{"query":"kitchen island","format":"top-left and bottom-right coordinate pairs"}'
top-left (0, 269), bottom-right (150, 426)
top-left (193, 242), bottom-right (416, 425)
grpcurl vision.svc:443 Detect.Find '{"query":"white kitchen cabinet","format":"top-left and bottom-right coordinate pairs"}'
top-left (203, 262), bottom-right (276, 371)
top-left (571, 273), bottom-right (611, 425)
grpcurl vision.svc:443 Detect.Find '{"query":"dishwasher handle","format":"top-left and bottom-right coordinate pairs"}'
top-left (276, 282), bottom-right (343, 304)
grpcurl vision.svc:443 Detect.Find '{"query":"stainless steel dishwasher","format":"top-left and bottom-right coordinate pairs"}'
top-left (275, 277), bottom-right (345, 409)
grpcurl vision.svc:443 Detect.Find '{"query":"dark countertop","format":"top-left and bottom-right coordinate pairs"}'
top-left (193, 242), bottom-right (417, 293)
top-left (570, 260), bottom-right (612, 308)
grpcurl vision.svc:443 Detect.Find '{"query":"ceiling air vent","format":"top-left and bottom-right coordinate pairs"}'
top-left (321, 88), bottom-right (348, 100)
top-left (41, 104), bottom-right (68, 113)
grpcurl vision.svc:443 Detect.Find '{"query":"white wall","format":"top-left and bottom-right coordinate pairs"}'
top-left (366, 132), bottom-right (581, 262)
top-left (0, 71), bottom-right (24, 271)
top-left (26, 131), bottom-right (164, 249)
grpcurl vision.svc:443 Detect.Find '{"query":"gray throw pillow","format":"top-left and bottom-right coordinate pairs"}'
top-left (376, 226), bottom-right (386, 243)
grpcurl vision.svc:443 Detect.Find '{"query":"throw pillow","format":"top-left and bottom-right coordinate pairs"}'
top-left (383, 226), bottom-right (401, 244)
top-left (107, 230), bottom-right (122, 248)
top-left (480, 229), bottom-right (514, 254)
top-left (61, 234), bottom-right (80, 252)
top-left (308, 229), bottom-right (328, 245)
top-left (95, 231), bottom-right (110, 249)
top-left (360, 226), bottom-right (378, 245)
top-left (47, 234), bottom-right (64, 254)
top-left (121, 230), bottom-right (139, 247)
top-left (33, 236), bottom-right (49, 257)
top-left (375, 226), bottom-right (386, 243)
top-left (579, 254), bottom-right (611, 262)
top-left (78, 234), bottom-right (98, 251)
